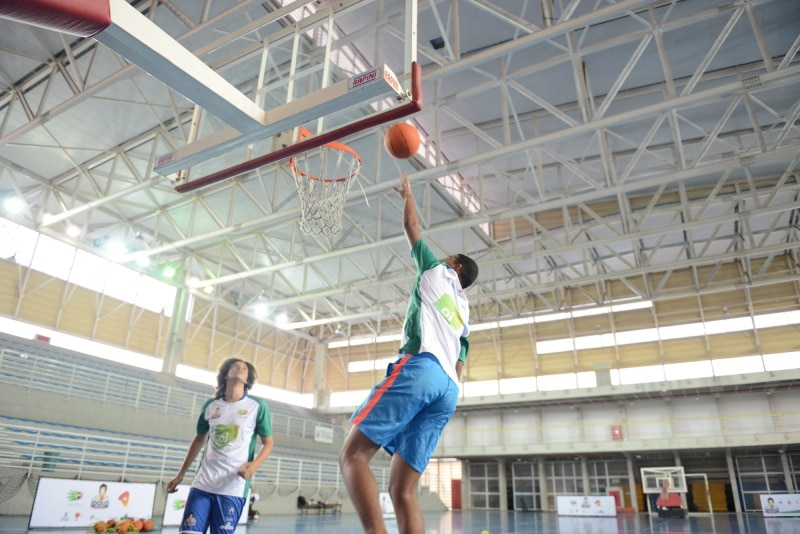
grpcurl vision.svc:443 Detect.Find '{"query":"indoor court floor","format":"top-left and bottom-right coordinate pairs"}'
top-left (1, 510), bottom-right (797, 534)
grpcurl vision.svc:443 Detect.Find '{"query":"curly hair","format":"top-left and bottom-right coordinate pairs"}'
top-left (215, 358), bottom-right (258, 399)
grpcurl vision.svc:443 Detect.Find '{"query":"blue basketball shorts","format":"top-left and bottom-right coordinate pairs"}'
top-left (350, 352), bottom-right (459, 473)
top-left (179, 487), bottom-right (245, 534)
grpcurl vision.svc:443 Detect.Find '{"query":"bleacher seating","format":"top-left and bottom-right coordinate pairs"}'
top-left (0, 334), bottom-right (391, 496)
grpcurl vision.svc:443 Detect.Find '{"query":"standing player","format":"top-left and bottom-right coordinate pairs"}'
top-left (167, 358), bottom-right (273, 533)
top-left (339, 172), bottom-right (478, 534)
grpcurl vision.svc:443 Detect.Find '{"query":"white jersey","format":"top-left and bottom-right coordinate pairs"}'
top-left (191, 394), bottom-right (271, 498)
top-left (399, 239), bottom-right (470, 385)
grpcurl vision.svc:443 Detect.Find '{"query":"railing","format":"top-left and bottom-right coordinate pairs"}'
top-left (0, 346), bottom-right (348, 446)
top-left (0, 418), bottom-right (383, 497)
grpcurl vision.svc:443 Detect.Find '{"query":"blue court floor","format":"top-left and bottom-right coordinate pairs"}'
top-left (1, 510), bottom-right (797, 533)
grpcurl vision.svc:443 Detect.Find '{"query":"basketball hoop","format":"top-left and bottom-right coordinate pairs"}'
top-left (289, 127), bottom-right (361, 236)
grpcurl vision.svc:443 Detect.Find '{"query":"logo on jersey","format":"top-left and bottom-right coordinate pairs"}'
top-left (213, 424), bottom-right (239, 449)
top-left (434, 294), bottom-right (462, 330)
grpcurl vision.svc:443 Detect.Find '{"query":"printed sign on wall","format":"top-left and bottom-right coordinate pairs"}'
top-left (760, 494), bottom-right (800, 517)
top-left (556, 495), bottom-right (617, 517)
top-left (29, 478), bottom-right (155, 528)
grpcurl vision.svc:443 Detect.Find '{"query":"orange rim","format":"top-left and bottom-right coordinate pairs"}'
top-left (289, 126), bottom-right (361, 183)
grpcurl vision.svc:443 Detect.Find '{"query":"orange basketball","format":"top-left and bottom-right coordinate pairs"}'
top-left (384, 123), bottom-right (420, 159)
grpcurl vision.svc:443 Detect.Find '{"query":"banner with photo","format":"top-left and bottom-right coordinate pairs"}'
top-left (29, 478), bottom-right (155, 528)
top-left (760, 494), bottom-right (800, 517)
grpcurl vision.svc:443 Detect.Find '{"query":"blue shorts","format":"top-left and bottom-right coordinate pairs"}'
top-left (350, 353), bottom-right (459, 473)
top-left (179, 487), bottom-right (245, 534)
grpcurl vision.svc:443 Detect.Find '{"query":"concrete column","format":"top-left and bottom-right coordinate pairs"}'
top-left (162, 285), bottom-right (189, 375)
top-left (780, 450), bottom-right (795, 493)
top-left (580, 457), bottom-right (590, 495)
top-left (312, 341), bottom-right (328, 409)
top-left (626, 455), bottom-right (638, 512)
top-left (726, 449), bottom-right (742, 513)
top-left (538, 458), bottom-right (549, 511)
top-left (462, 460), bottom-right (471, 510)
top-left (498, 458), bottom-right (508, 511)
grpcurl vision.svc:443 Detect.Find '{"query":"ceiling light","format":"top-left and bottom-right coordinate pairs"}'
top-left (3, 197), bottom-right (24, 214)
top-left (254, 302), bottom-right (269, 317)
top-left (66, 225), bottom-right (81, 237)
top-left (105, 240), bottom-right (127, 259)
top-left (136, 256), bottom-right (151, 267)
top-left (160, 264), bottom-right (177, 279)
top-left (275, 312), bottom-right (289, 328)
top-left (203, 285), bottom-right (214, 295)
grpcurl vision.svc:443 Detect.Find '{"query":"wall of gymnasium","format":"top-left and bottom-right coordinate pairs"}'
top-left (0, 259), bottom-right (308, 393)
top-left (2, 249), bottom-right (798, 400)
top-left (437, 386), bottom-right (800, 457)
top-left (325, 256), bottom-right (800, 390)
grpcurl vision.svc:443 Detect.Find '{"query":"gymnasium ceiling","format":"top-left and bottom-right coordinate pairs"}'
top-left (0, 0), bottom-right (799, 358)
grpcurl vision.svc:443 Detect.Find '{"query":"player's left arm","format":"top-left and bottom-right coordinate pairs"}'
top-left (238, 435), bottom-right (273, 480)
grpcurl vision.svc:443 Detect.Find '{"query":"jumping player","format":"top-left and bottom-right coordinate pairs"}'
top-left (339, 172), bottom-right (478, 534)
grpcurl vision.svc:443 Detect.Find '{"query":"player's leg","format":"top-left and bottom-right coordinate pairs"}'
top-left (208, 493), bottom-right (246, 534)
top-left (388, 453), bottom-right (423, 534)
top-left (339, 426), bottom-right (385, 534)
top-left (390, 357), bottom-right (460, 534)
top-left (178, 487), bottom-right (210, 534)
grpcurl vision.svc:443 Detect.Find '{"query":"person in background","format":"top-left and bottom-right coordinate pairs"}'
top-left (339, 172), bottom-right (478, 534)
top-left (167, 358), bottom-right (273, 533)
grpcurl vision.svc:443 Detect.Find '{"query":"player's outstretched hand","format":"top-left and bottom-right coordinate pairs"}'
top-left (394, 172), bottom-right (411, 199)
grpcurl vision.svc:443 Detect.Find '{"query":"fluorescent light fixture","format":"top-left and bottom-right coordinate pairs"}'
top-left (763, 352), bottom-right (800, 371)
top-left (348, 357), bottom-right (395, 373)
top-left (618, 365), bottom-right (665, 385)
top-left (329, 389), bottom-right (371, 408)
top-left (712, 355), bottom-right (765, 376)
top-left (576, 371), bottom-right (597, 388)
top-left (537, 373), bottom-right (578, 391)
top-left (328, 333), bottom-right (401, 349)
top-left (175, 364), bottom-right (216, 386)
top-left (664, 360), bottom-right (713, 381)
top-left (251, 383), bottom-right (313, 408)
top-left (498, 376), bottom-right (537, 394)
top-left (463, 380), bottom-right (499, 397)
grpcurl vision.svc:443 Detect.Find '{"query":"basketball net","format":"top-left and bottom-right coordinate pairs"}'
top-left (289, 127), bottom-right (361, 236)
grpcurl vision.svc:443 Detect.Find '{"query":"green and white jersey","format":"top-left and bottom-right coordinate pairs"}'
top-left (399, 239), bottom-right (470, 385)
top-left (192, 394), bottom-right (271, 498)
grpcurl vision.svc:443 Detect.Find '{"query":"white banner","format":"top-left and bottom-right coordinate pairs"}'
top-left (556, 495), bottom-right (617, 517)
top-left (760, 494), bottom-right (800, 517)
top-left (380, 492), bottom-right (395, 519)
top-left (314, 425), bottom-right (334, 444)
top-left (163, 485), bottom-right (249, 526)
top-left (29, 478), bottom-right (155, 528)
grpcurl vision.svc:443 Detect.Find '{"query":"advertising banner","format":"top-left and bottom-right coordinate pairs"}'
top-left (556, 495), bottom-right (617, 517)
top-left (29, 478), bottom-right (155, 529)
top-left (760, 494), bottom-right (800, 517)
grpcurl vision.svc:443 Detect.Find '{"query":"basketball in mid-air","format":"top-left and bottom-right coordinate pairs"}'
top-left (384, 123), bottom-right (420, 159)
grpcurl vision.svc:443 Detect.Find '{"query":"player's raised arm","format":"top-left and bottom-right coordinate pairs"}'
top-left (394, 172), bottom-right (421, 247)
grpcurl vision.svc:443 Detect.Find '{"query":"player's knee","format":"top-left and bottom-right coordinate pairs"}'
top-left (388, 481), bottom-right (416, 505)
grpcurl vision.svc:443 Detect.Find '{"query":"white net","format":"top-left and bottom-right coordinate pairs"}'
top-left (290, 140), bottom-right (361, 236)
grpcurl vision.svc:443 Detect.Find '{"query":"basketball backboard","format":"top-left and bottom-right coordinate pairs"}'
top-left (641, 466), bottom-right (688, 494)
top-left (147, 0), bottom-right (422, 192)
